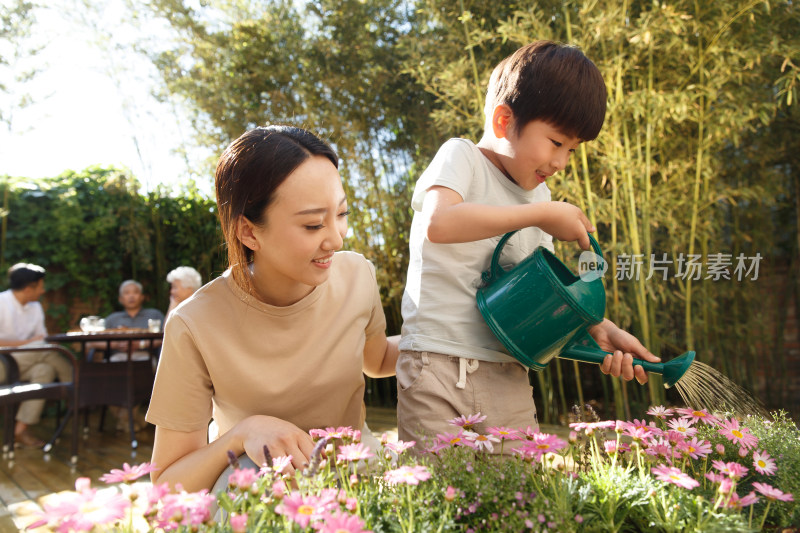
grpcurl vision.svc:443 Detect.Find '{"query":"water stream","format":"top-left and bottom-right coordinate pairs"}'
top-left (674, 360), bottom-right (769, 418)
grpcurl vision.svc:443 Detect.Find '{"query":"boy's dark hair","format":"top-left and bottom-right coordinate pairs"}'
top-left (8, 263), bottom-right (46, 290)
top-left (484, 40), bottom-right (607, 141)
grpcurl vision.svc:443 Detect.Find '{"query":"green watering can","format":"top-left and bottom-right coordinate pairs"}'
top-left (476, 232), bottom-right (695, 388)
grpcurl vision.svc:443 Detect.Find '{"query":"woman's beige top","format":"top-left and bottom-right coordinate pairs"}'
top-left (146, 251), bottom-right (386, 439)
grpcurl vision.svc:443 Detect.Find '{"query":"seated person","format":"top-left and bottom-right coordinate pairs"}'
top-left (0, 263), bottom-right (73, 447)
top-left (166, 266), bottom-right (202, 316)
top-left (89, 279), bottom-right (163, 432)
top-left (89, 280), bottom-right (164, 363)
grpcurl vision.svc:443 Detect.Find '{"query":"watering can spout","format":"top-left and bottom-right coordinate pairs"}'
top-left (559, 338), bottom-right (696, 389)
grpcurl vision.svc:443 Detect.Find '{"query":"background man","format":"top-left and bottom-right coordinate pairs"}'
top-left (0, 263), bottom-right (72, 447)
top-left (93, 279), bottom-right (164, 432)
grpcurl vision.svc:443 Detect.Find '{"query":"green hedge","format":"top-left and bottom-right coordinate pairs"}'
top-left (0, 168), bottom-right (224, 331)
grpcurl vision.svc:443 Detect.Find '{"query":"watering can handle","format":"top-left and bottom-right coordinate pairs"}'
top-left (482, 231), bottom-right (604, 285)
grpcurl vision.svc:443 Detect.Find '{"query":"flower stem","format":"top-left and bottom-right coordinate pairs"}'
top-left (760, 500), bottom-right (772, 530)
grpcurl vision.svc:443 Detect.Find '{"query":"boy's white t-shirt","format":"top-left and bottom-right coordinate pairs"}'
top-left (400, 138), bottom-right (554, 363)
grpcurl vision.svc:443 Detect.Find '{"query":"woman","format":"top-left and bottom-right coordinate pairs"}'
top-left (146, 126), bottom-right (398, 492)
top-left (166, 266), bottom-right (202, 316)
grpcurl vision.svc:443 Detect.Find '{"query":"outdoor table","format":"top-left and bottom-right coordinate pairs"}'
top-left (45, 329), bottom-right (163, 449)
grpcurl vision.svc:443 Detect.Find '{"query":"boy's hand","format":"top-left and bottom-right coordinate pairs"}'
top-left (588, 319), bottom-right (661, 384)
top-left (532, 202), bottom-right (595, 250)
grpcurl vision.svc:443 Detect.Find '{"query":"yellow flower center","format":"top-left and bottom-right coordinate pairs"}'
top-left (298, 505), bottom-right (314, 516)
top-left (449, 437), bottom-right (461, 444)
top-left (693, 411), bottom-right (705, 417)
top-left (757, 459), bottom-right (766, 467)
top-left (732, 430), bottom-right (743, 439)
top-left (536, 444), bottom-right (550, 450)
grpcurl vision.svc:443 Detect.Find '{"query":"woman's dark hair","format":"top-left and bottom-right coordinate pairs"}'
top-left (484, 40), bottom-right (607, 141)
top-left (8, 263), bottom-right (45, 290)
top-left (215, 125), bottom-right (339, 291)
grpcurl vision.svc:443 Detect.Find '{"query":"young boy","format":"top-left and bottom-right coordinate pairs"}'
top-left (397, 41), bottom-right (660, 447)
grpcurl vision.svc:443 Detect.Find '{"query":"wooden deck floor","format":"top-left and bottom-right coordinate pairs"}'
top-left (0, 407), bottom-right (400, 532)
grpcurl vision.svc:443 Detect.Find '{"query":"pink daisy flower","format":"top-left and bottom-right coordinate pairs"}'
top-left (448, 413), bottom-right (487, 430)
top-left (665, 430), bottom-right (689, 447)
top-left (738, 446), bottom-right (749, 458)
top-left (624, 425), bottom-right (657, 445)
top-left (647, 406), bottom-right (675, 419)
top-left (487, 426), bottom-right (522, 441)
top-left (314, 510), bottom-right (370, 533)
top-left (717, 477), bottom-right (734, 494)
top-left (462, 431), bottom-right (501, 452)
top-left (271, 455), bottom-right (294, 474)
top-left (651, 465), bottom-right (699, 490)
top-left (152, 489), bottom-right (216, 529)
top-left (644, 438), bottom-right (673, 462)
top-left (667, 417), bottom-right (698, 438)
top-left (384, 440), bottom-right (416, 455)
top-left (28, 477), bottom-right (129, 532)
top-left (568, 421), bottom-right (616, 436)
top-left (100, 462), bottom-right (158, 484)
top-left (276, 491), bottom-right (337, 528)
top-left (144, 482), bottom-right (170, 511)
top-left (678, 437), bottom-right (712, 460)
top-left (424, 440), bottom-right (450, 454)
top-left (712, 460), bottom-right (748, 480)
top-left (515, 433), bottom-right (568, 461)
top-left (604, 440), bottom-right (620, 455)
top-left (227, 467), bottom-right (258, 490)
top-left (718, 418), bottom-right (759, 450)
top-left (337, 443), bottom-right (374, 462)
top-left (674, 407), bottom-right (720, 426)
top-left (724, 491), bottom-right (759, 509)
top-left (752, 482), bottom-right (794, 502)
top-left (436, 430), bottom-right (478, 449)
top-left (272, 480), bottom-right (287, 499)
top-left (753, 450), bottom-right (777, 476)
top-left (627, 418), bottom-right (660, 432)
top-left (384, 465), bottom-right (431, 486)
top-left (230, 512), bottom-right (248, 533)
top-left (309, 426), bottom-right (355, 441)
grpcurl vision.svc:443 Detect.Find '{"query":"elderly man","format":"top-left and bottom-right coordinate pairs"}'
top-left (97, 279), bottom-right (164, 362)
top-left (166, 266), bottom-right (202, 316)
top-left (0, 263), bottom-right (72, 447)
top-left (89, 280), bottom-right (164, 432)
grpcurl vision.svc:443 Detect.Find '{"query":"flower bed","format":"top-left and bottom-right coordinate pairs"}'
top-left (27, 408), bottom-right (799, 532)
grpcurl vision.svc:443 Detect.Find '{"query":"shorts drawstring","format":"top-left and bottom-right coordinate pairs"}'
top-left (455, 357), bottom-right (480, 389)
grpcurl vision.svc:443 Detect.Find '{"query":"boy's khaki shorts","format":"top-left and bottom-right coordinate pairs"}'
top-left (396, 350), bottom-right (538, 452)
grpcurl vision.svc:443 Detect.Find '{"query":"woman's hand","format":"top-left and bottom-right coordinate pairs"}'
top-left (588, 319), bottom-right (661, 384)
top-left (238, 415), bottom-right (316, 475)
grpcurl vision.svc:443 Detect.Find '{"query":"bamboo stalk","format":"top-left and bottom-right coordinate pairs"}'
top-left (621, 120), bottom-right (651, 344)
top-left (458, 0), bottom-right (484, 116)
top-left (606, 33), bottom-right (626, 421)
top-left (685, 0), bottom-right (707, 352)
top-left (644, 38), bottom-right (664, 405)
